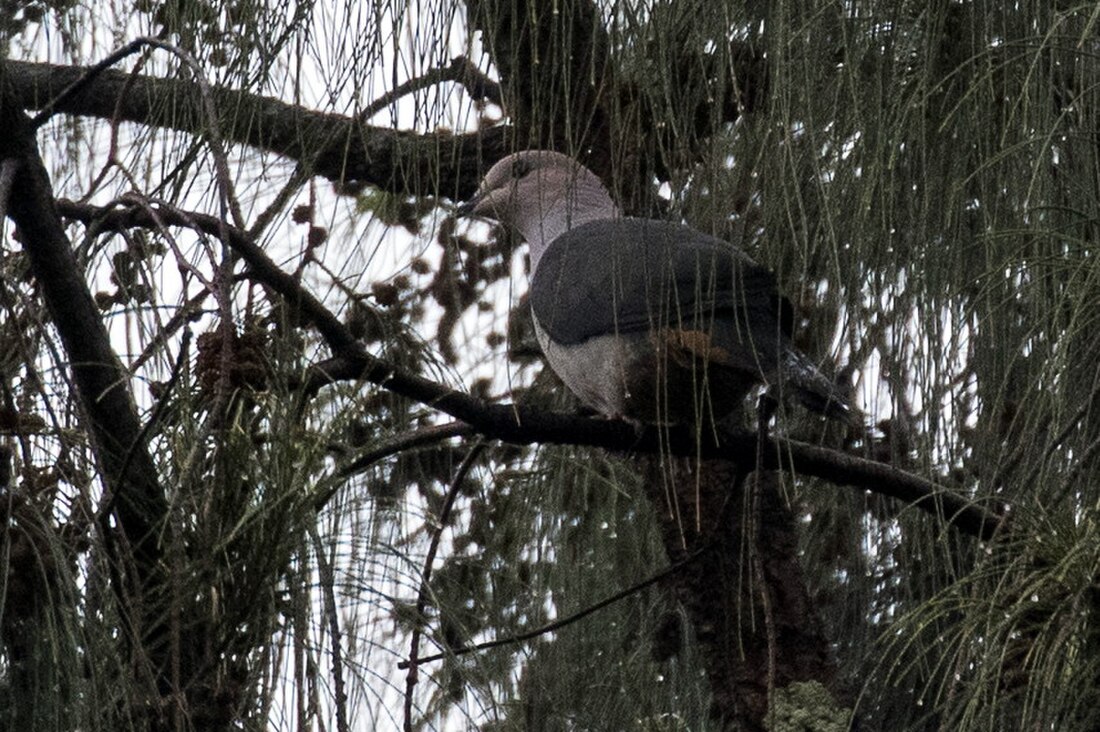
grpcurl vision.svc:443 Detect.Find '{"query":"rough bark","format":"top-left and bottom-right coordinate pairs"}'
top-left (645, 458), bottom-right (840, 729)
top-left (3, 58), bottom-right (511, 200)
top-left (465, 0), bottom-right (766, 210)
top-left (465, 0), bottom-right (612, 156)
top-left (0, 61), bottom-right (173, 708)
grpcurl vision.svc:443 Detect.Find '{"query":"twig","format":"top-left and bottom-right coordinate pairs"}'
top-left (360, 56), bottom-right (502, 121)
top-left (79, 49), bottom-right (156, 205)
top-left (128, 289), bottom-right (210, 373)
top-left (97, 328), bottom-right (192, 523)
top-left (30, 39), bottom-right (147, 128)
top-left (340, 422), bottom-right (475, 478)
top-left (310, 524), bottom-right (349, 732)
top-left (312, 422), bottom-right (476, 510)
top-left (404, 441), bottom-right (486, 732)
top-left (133, 37), bottom-right (245, 229)
top-left (249, 161), bottom-right (312, 240)
top-left (118, 193), bottom-right (219, 293)
top-left (399, 543), bottom-right (711, 670)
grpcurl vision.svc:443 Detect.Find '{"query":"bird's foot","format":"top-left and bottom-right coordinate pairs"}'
top-left (756, 391), bottom-right (779, 434)
top-left (573, 405), bottom-right (647, 443)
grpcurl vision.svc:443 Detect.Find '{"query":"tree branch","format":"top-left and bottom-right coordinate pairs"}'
top-left (29, 38), bottom-right (147, 128)
top-left (5, 59), bottom-right (511, 199)
top-left (405, 441), bottom-right (485, 732)
top-left (312, 421), bottom-right (477, 510)
top-left (359, 55), bottom-right (502, 121)
top-left (0, 60), bottom-right (171, 683)
top-left (465, 0), bottom-right (612, 156)
top-left (399, 541), bottom-right (711, 670)
top-left (58, 197), bottom-right (1004, 540)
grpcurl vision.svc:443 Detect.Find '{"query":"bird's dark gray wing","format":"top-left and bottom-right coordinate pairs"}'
top-left (530, 219), bottom-right (790, 372)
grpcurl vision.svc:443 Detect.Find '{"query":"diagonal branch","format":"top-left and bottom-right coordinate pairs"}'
top-left (0, 60), bottom-right (171, 681)
top-left (399, 541), bottom-right (711, 670)
top-left (359, 55), bottom-right (502, 121)
top-left (405, 441), bottom-right (486, 732)
top-left (58, 197), bottom-right (1004, 540)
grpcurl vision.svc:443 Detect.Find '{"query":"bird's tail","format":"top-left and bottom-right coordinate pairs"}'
top-left (779, 347), bottom-right (854, 421)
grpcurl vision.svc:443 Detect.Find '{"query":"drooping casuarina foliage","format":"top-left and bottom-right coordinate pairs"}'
top-left (0, 2), bottom-right (1097, 731)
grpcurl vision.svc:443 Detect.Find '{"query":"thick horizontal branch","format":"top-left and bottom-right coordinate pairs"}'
top-left (60, 197), bottom-right (1004, 541)
top-left (6, 59), bottom-right (511, 200)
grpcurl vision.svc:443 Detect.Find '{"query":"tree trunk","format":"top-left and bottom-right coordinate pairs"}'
top-left (644, 456), bottom-right (840, 729)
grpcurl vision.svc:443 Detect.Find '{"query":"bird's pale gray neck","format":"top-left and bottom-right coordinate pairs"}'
top-left (519, 178), bottom-right (619, 270)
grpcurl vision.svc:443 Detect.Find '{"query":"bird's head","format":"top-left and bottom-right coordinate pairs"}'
top-left (458, 151), bottom-right (618, 266)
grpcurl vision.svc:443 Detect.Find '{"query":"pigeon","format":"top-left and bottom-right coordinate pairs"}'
top-left (460, 150), bottom-right (850, 425)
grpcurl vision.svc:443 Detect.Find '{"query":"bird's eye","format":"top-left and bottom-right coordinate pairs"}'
top-left (512, 159), bottom-right (532, 178)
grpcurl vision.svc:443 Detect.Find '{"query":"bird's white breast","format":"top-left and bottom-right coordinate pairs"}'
top-left (532, 316), bottom-right (646, 420)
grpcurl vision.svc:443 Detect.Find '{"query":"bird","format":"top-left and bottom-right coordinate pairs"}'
top-left (459, 150), bottom-right (851, 427)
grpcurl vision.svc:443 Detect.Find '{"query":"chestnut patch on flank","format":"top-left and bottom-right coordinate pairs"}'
top-left (657, 327), bottom-right (733, 366)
